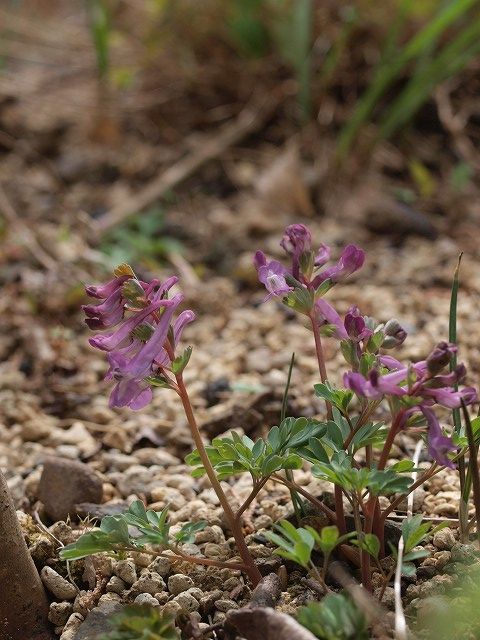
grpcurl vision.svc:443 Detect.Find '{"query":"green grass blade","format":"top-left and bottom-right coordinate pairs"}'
top-left (293, 0), bottom-right (313, 120)
top-left (337, 0), bottom-right (479, 157)
top-left (449, 253), bottom-right (463, 433)
top-left (380, 19), bottom-right (480, 138)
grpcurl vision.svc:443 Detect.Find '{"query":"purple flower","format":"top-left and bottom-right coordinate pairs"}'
top-left (105, 295), bottom-right (185, 409)
top-left (315, 299), bottom-right (348, 339)
top-left (280, 224), bottom-right (312, 279)
top-left (280, 224), bottom-right (312, 256)
top-left (255, 227), bottom-right (365, 309)
top-left (109, 378), bottom-right (153, 411)
top-left (421, 407), bottom-right (456, 469)
top-left (89, 298), bottom-right (165, 352)
top-left (344, 343), bottom-right (477, 468)
top-left (84, 269), bottom-right (196, 411)
top-left (315, 244), bottom-right (331, 267)
top-left (343, 369), bottom-right (407, 399)
top-left (85, 276), bottom-right (129, 299)
top-left (344, 306), bottom-right (373, 342)
top-left (172, 310), bottom-right (196, 347)
top-left (426, 342), bottom-right (457, 375)
top-left (254, 251), bottom-right (293, 300)
top-left (422, 385), bottom-right (477, 409)
top-left (313, 245), bottom-right (365, 287)
top-left (83, 290), bottom-right (124, 329)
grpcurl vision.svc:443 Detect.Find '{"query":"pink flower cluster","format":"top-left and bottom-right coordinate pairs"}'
top-left (83, 271), bottom-right (194, 409)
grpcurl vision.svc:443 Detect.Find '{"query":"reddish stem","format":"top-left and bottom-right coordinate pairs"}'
top-left (378, 410), bottom-right (405, 470)
top-left (360, 498), bottom-right (375, 592)
top-left (174, 373), bottom-right (261, 585)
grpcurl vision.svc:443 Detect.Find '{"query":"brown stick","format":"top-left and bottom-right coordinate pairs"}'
top-left (0, 469), bottom-right (53, 640)
top-left (0, 185), bottom-right (56, 270)
top-left (94, 93), bottom-right (279, 235)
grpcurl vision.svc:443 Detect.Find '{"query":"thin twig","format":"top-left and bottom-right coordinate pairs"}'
top-left (0, 184), bottom-right (57, 270)
top-left (393, 535), bottom-right (407, 640)
top-left (407, 440), bottom-right (424, 517)
top-left (94, 93), bottom-right (279, 235)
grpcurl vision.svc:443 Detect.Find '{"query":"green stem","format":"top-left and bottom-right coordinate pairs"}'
top-left (461, 401), bottom-right (480, 545)
top-left (309, 312), bottom-right (347, 535)
top-left (449, 253), bottom-right (469, 540)
top-left (282, 353), bottom-right (306, 521)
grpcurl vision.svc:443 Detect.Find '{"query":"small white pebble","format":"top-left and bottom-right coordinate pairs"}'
top-left (134, 593), bottom-right (160, 607)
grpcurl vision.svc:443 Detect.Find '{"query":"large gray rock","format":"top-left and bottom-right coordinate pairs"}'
top-left (38, 457), bottom-right (103, 521)
top-left (74, 602), bottom-right (123, 640)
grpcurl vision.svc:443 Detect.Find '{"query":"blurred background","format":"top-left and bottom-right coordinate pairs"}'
top-left (1, 0), bottom-right (479, 271)
top-left (1, 0), bottom-right (480, 465)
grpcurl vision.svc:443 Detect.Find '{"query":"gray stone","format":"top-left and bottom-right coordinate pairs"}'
top-left (41, 566), bottom-right (77, 600)
top-left (161, 601), bottom-right (182, 618)
top-left (168, 573), bottom-right (194, 595)
top-left (98, 593), bottom-right (122, 606)
top-left (433, 527), bottom-right (456, 551)
top-left (106, 576), bottom-right (126, 595)
top-left (48, 601), bottom-right (73, 626)
top-left (59, 613), bottom-right (84, 640)
top-left (134, 593), bottom-right (160, 607)
top-left (74, 602), bottom-right (123, 640)
top-left (38, 457), bottom-right (103, 521)
top-left (75, 501), bottom-right (128, 520)
top-left (148, 556), bottom-right (172, 577)
top-left (130, 572), bottom-right (166, 595)
top-left (114, 559), bottom-right (137, 585)
top-left (215, 598), bottom-right (239, 612)
top-left (172, 592), bottom-right (200, 612)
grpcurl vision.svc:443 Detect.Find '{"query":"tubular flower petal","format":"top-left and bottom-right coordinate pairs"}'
top-left (88, 299), bottom-right (165, 352)
top-left (426, 342), bottom-right (457, 375)
top-left (280, 224), bottom-right (312, 278)
top-left (313, 245), bottom-right (365, 286)
top-left (256, 259), bottom-right (293, 300)
top-left (421, 407), bottom-right (457, 469)
top-left (85, 276), bottom-right (130, 299)
top-left (344, 306), bottom-right (373, 342)
top-left (314, 243), bottom-right (331, 267)
top-left (315, 299), bottom-right (348, 339)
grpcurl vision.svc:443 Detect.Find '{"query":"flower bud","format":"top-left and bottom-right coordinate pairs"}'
top-left (280, 224), bottom-right (312, 256)
top-left (426, 341), bottom-right (457, 375)
top-left (382, 319), bottom-right (407, 349)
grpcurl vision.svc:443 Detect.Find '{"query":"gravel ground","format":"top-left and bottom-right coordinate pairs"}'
top-left (2, 214), bottom-right (480, 638)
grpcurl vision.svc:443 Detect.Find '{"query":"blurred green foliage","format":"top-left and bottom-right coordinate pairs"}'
top-left (413, 564), bottom-right (480, 639)
top-left (85, 0), bottom-right (480, 155)
top-left (100, 206), bottom-right (182, 270)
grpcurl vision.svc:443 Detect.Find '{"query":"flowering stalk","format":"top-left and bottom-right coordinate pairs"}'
top-left (255, 224), bottom-right (478, 597)
top-left (84, 266), bottom-right (261, 586)
top-left (255, 225), bottom-right (364, 538)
